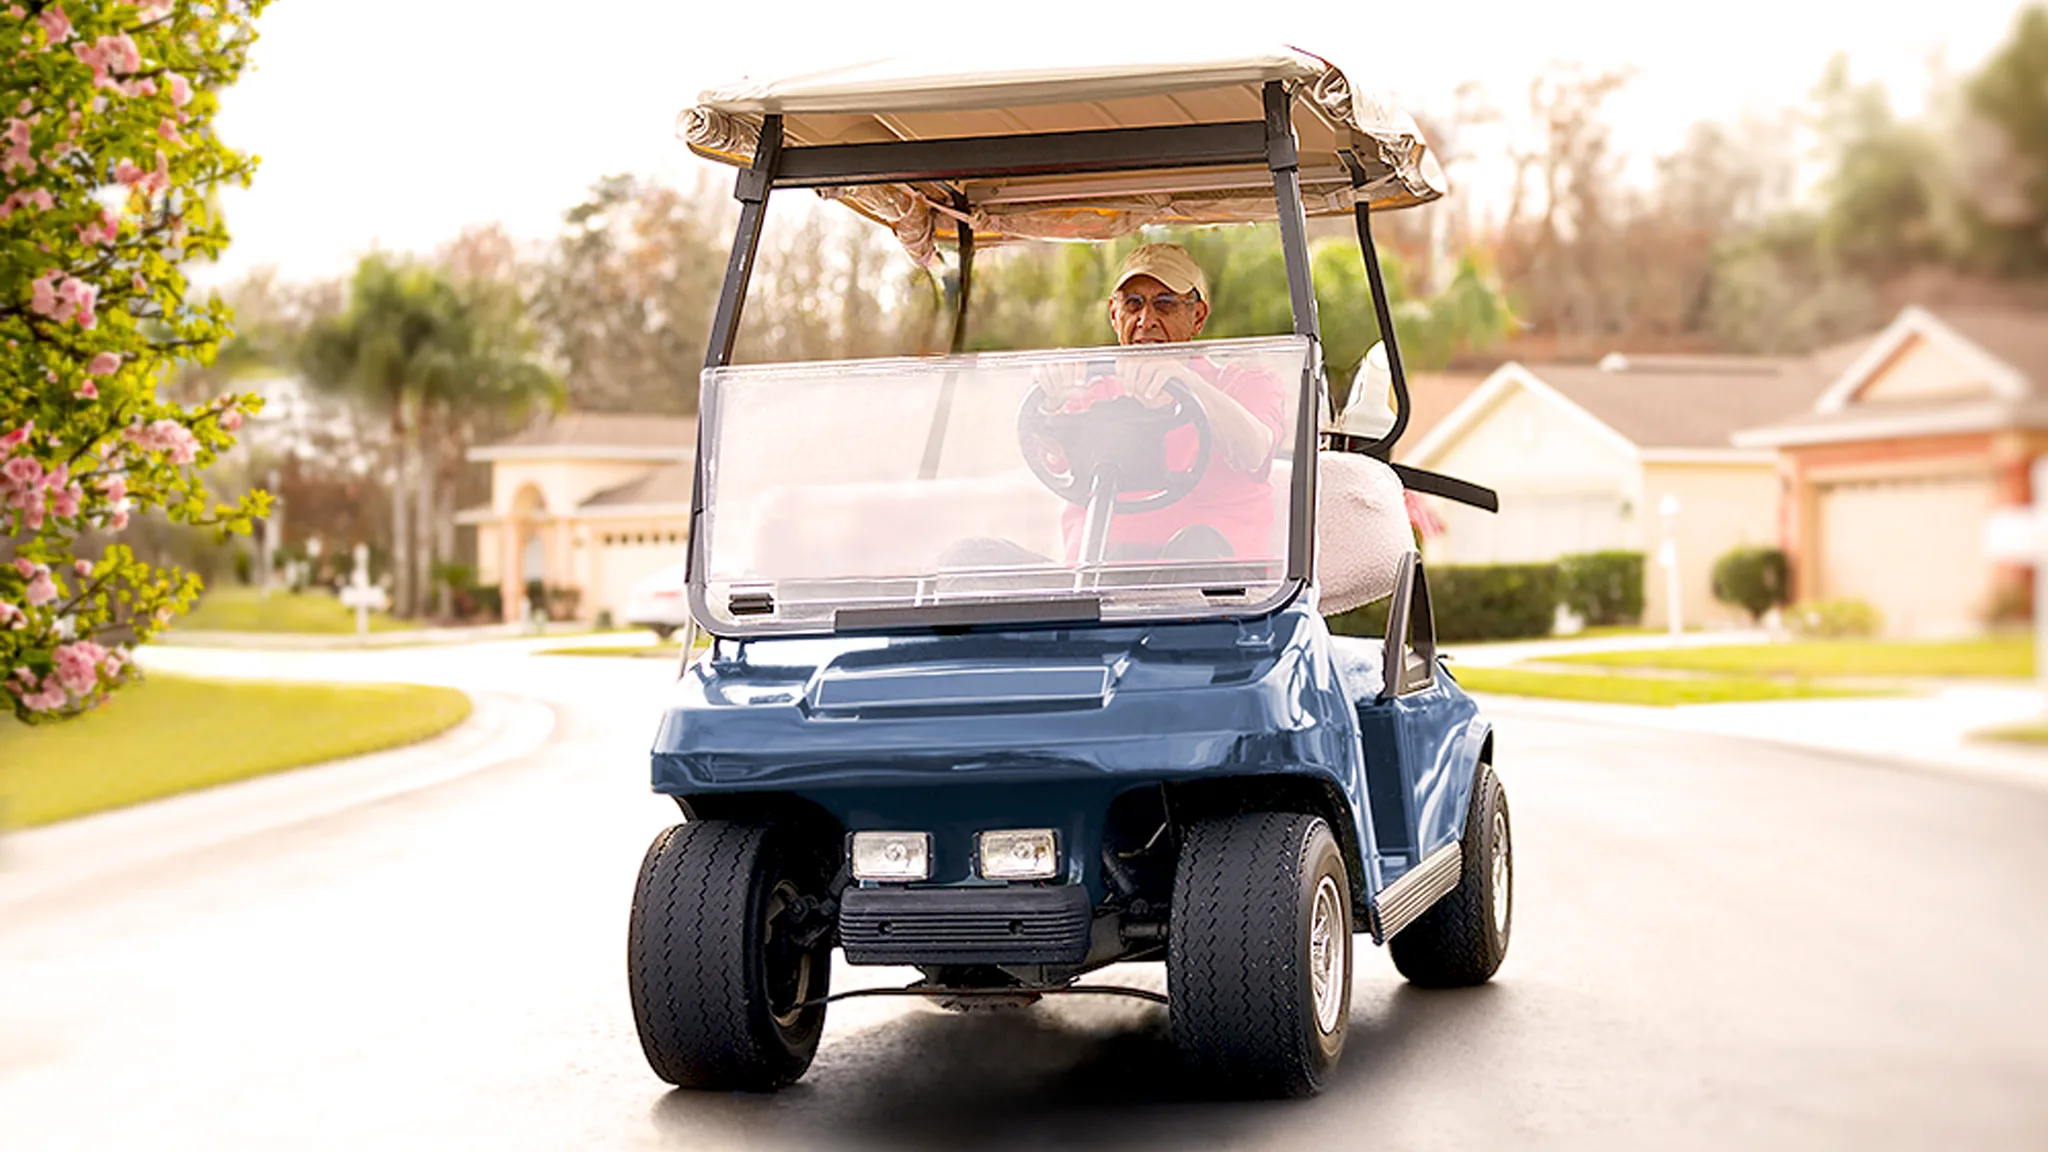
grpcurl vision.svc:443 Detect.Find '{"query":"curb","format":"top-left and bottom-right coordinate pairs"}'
top-left (0, 690), bottom-right (558, 912)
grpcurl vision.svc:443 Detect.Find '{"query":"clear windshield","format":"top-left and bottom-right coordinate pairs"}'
top-left (693, 335), bottom-right (1311, 635)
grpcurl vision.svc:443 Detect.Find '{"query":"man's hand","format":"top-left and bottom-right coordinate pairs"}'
top-left (1033, 362), bottom-right (1089, 412)
top-left (1116, 356), bottom-right (1194, 409)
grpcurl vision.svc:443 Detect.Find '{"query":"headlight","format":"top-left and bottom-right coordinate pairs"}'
top-left (978, 829), bottom-right (1059, 880)
top-left (849, 831), bottom-right (931, 882)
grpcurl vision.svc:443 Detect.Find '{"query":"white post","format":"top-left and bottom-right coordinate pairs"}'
top-left (1658, 494), bottom-right (1683, 639)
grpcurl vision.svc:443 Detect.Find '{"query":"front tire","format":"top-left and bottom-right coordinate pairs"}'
top-left (1389, 765), bottom-right (1512, 987)
top-left (1168, 812), bottom-right (1351, 1098)
top-left (627, 821), bottom-right (831, 1090)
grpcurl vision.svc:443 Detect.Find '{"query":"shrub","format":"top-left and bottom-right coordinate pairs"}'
top-left (1556, 550), bottom-right (1645, 626)
top-left (1712, 546), bottom-right (1790, 623)
top-left (471, 584), bottom-right (503, 620)
top-left (1786, 598), bottom-right (1882, 638)
top-left (1325, 563), bottom-right (1560, 643)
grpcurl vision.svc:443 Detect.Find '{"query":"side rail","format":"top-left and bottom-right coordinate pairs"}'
top-left (1378, 550), bottom-right (1437, 700)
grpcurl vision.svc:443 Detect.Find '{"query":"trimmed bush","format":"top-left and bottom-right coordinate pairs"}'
top-left (1327, 564), bottom-right (1559, 642)
top-left (1712, 546), bottom-right (1790, 623)
top-left (1786, 598), bottom-right (1882, 638)
top-left (1557, 550), bottom-right (1645, 626)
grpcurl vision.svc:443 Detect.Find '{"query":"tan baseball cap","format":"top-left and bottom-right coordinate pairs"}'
top-left (1112, 242), bottom-right (1209, 301)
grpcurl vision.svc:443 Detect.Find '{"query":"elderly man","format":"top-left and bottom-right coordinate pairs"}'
top-left (1035, 242), bottom-right (1290, 561)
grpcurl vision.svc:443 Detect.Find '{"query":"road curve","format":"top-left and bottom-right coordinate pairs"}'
top-left (1, 661), bottom-right (2043, 1151)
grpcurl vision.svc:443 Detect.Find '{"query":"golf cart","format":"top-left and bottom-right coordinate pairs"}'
top-left (629, 47), bottom-right (1509, 1099)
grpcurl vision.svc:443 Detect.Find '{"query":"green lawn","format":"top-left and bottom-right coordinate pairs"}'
top-left (0, 675), bottom-right (471, 828)
top-left (1971, 720), bottom-right (2048, 746)
top-left (1448, 666), bottom-right (1888, 707)
top-left (177, 587), bottom-right (409, 634)
top-left (1544, 637), bottom-right (2031, 680)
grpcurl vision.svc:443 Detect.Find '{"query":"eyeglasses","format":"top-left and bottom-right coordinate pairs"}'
top-left (1115, 290), bottom-right (1199, 317)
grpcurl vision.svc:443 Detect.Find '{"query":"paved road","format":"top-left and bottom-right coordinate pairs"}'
top-left (3, 653), bottom-right (2045, 1151)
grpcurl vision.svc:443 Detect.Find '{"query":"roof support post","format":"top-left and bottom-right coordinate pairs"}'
top-left (1262, 81), bottom-right (1319, 345)
top-left (1351, 198), bottom-right (1411, 458)
top-left (948, 190), bottom-right (975, 354)
top-left (1263, 80), bottom-right (1319, 589)
top-left (702, 114), bottom-right (784, 373)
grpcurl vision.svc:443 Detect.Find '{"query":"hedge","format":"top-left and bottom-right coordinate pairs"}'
top-left (1557, 550), bottom-right (1645, 626)
top-left (1328, 562), bottom-right (1560, 642)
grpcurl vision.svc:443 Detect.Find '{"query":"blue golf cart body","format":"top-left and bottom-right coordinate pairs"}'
top-left (627, 48), bottom-right (1512, 1099)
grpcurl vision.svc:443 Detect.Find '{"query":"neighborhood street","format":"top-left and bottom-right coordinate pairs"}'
top-left (2, 647), bottom-right (2045, 1151)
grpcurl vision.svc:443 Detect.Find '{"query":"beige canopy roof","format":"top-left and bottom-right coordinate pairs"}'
top-left (680, 46), bottom-right (1446, 264)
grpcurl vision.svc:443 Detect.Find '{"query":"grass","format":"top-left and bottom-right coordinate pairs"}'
top-left (1543, 636), bottom-right (2031, 680)
top-left (177, 587), bottom-right (409, 634)
top-left (1448, 666), bottom-right (1889, 707)
top-left (0, 675), bottom-right (472, 828)
top-left (1970, 720), bottom-right (2048, 746)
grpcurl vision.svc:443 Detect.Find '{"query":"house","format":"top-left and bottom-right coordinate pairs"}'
top-left (1399, 348), bottom-right (1863, 630)
top-left (460, 413), bottom-right (696, 622)
top-left (1734, 305), bottom-right (2048, 637)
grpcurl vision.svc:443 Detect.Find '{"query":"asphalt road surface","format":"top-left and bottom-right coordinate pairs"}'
top-left (3, 655), bottom-right (2044, 1151)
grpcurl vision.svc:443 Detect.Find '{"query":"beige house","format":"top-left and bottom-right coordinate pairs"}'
top-left (1735, 305), bottom-right (2048, 637)
top-left (460, 413), bottom-right (696, 623)
top-left (1400, 349), bottom-right (1863, 630)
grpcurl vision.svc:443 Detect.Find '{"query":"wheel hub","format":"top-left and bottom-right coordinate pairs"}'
top-left (1308, 875), bottom-right (1346, 1035)
top-left (1490, 810), bottom-right (1510, 937)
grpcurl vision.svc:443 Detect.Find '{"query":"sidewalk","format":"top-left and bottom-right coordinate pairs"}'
top-left (1470, 682), bottom-right (2048, 794)
top-left (150, 620), bottom-right (637, 651)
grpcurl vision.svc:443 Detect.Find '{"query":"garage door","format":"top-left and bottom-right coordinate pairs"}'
top-left (1817, 475), bottom-right (1991, 637)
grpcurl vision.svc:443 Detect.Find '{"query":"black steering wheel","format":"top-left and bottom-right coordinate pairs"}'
top-left (1017, 372), bottom-right (1213, 513)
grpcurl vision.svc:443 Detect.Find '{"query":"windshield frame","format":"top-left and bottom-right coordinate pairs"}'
top-left (687, 79), bottom-right (1329, 638)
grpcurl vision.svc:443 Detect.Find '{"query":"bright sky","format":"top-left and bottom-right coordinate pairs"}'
top-left (198, 0), bottom-right (2033, 287)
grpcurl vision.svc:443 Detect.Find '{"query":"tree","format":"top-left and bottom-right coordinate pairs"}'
top-left (1952, 4), bottom-right (2048, 275)
top-left (2, 0), bottom-right (272, 724)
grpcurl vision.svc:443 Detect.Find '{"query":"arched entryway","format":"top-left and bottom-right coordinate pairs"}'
top-left (503, 483), bottom-right (551, 621)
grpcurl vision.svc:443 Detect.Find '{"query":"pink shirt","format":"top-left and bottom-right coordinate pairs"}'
top-left (1053, 357), bottom-right (1289, 560)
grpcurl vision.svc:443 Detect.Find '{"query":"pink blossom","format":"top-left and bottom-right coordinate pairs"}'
top-left (22, 683), bottom-right (69, 712)
top-left (222, 408), bottom-right (244, 432)
top-left (2, 114), bottom-right (36, 176)
top-left (74, 381), bottom-right (98, 401)
top-left (0, 187), bottom-right (54, 219)
top-left (102, 649), bottom-right (124, 675)
top-left (166, 73), bottom-right (191, 107)
top-left (29, 269), bottom-right (60, 317)
top-left (53, 640), bottom-right (107, 694)
top-left (51, 484), bottom-right (80, 515)
top-left (124, 418), bottom-right (198, 464)
top-left (11, 559), bottom-right (33, 578)
top-left (0, 422), bottom-right (30, 452)
top-left (86, 352), bottom-right (120, 376)
top-left (0, 601), bottom-right (20, 628)
top-left (79, 208), bottom-right (119, 245)
top-left (109, 508), bottom-right (128, 530)
top-left (157, 117), bottom-right (183, 146)
top-left (122, 78), bottom-right (157, 99)
top-left (25, 571), bottom-right (57, 606)
top-left (4, 457), bottom-right (41, 486)
top-left (35, 6), bottom-right (70, 43)
top-left (74, 35), bottom-right (140, 92)
top-left (101, 476), bottom-right (125, 503)
top-left (73, 559), bottom-right (91, 577)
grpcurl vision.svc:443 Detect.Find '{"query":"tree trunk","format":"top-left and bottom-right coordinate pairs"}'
top-left (389, 405), bottom-right (411, 617)
top-left (434, 416), bottom-right (458, 620)
top-left (415, 404), bottom-right (437, 621)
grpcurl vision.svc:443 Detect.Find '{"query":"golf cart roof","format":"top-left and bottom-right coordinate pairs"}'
top-left (681, 46), bottom-right (1446, 263)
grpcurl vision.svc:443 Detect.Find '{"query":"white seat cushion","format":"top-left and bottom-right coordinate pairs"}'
top-left (1315, 451), bottom-right (1413, 616)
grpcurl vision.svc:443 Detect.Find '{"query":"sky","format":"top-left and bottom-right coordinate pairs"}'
top-left (196, 0), bottom-right (2035, 288)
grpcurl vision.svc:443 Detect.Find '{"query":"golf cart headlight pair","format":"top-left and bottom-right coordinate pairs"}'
top-left (847, 829), bottom-right (1060, 881)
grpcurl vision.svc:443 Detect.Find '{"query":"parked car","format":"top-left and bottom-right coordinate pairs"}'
top-left (627, 46), bottom-right (1508, 1100)
top-left (622, 563), bottom-right (690, 640)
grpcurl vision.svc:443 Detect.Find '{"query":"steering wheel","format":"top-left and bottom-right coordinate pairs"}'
top-left (1017, 372), bottom-right (1213, 513)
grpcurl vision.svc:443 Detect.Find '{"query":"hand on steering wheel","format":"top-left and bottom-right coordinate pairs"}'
top-left (1017, 370), bottom-right (1213, 513)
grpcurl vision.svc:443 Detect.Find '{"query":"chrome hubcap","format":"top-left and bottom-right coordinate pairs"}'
top-left (1308, 875), bottom-right (1346, 1035)
top-left (1490, 810), bottom-right (1511, 938)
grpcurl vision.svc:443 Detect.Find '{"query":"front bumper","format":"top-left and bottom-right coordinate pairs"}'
top-left (838, 885), bottom-right (1093, 966)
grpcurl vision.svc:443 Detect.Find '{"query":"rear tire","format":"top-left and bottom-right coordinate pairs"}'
top-left (627, 821), bottom-right (830, 1090)
top-left (1168, 812), bottom-right (1351, 1098)
top-left (1389, 765), bottom-right (1512, 987)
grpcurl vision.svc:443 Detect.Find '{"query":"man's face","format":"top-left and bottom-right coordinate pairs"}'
top-left (1109, 274), bottom-right (1209, 345)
